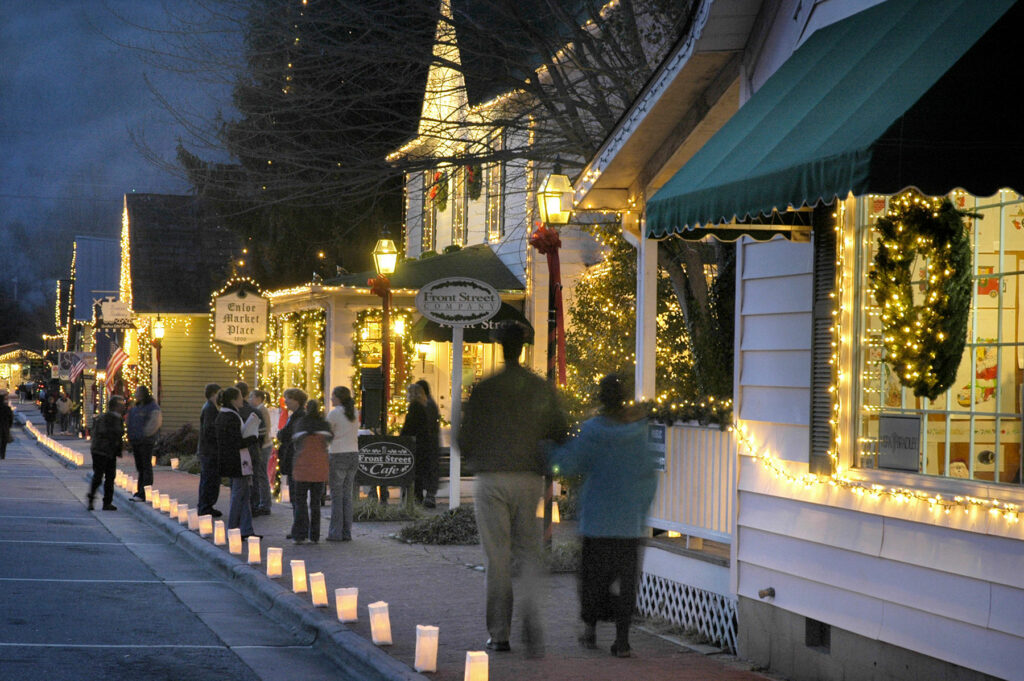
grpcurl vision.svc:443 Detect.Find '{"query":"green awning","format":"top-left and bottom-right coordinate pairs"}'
top-left (647, 0), bottom-right (1020, 239)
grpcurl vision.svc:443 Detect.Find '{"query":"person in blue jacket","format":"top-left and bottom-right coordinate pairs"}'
top-left (548, 374), bottom-right (659, 658)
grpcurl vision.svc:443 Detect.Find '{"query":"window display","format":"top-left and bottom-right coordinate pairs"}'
top-left (856, 190), bottom-right (1023, 485)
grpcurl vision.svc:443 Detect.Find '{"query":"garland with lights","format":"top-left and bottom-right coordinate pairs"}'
top-left (868, 192), bottom-right (972, 400)
top-left (466, 164), bottom-right (482, 201)
top-left (429, 169), bottom-right (448, 212)
top-left (260, 308), bottom-right (326, 404)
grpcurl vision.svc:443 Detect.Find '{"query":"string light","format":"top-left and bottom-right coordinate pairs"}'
top-left (208, 276), bottom-right (267, 374)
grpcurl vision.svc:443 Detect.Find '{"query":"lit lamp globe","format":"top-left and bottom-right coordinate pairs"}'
top-left (267, 350), bottom-right (280, 364)
top-left (536, 167), bottom-right (574, 226)
top-left (372, 236), bottom-right (398, 276)
top-left (153, 318), bottom-right (165, 340)
top-left (288, 350), bottom-right (301, 366)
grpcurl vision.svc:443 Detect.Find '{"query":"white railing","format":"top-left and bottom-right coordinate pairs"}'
top-left (647, 423), bottom-right (735, 543)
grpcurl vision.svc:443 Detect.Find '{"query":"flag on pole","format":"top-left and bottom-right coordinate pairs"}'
top-left (69, 354), bottom-right (86, 383)
top-left (106, 345), bottom-right (128, 381)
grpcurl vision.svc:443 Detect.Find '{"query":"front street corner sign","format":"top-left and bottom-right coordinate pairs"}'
top-left (214, 288), bottom-right (268, 346)
top-left (415, 277), bottom-right (501, 327)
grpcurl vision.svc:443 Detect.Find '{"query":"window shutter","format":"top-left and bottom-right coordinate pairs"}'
top-left (810, 208), bottom-right (837, 475)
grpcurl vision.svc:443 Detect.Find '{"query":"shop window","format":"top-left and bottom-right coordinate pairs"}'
top-left (855, 190), bottom-right (1024, 485)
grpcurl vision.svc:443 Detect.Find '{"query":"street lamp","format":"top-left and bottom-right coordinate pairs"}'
top-left (536, 164), bottom-right (574, 226)
top-left (370, 229), bottom-right (398, 432)
top-left (532, 164), bottom-right (574, 548)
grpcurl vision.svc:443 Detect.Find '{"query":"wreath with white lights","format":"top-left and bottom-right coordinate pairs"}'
top-left (868, 192), bottom-right (973, 400)
top-left (429, 170), bottom-right (448, 212)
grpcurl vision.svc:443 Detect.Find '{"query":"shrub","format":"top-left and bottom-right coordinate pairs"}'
top-left (154, 424), bottom-right (199, 465)
top-left (397, 506), bottom-right (478, 544)
top-left (353, 498), bottom-right (424, 521)
top-left (545, 538), bottom-right (581, 573)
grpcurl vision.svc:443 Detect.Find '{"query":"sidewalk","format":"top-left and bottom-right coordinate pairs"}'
top-left (13, 403), bottom-right (773, 681)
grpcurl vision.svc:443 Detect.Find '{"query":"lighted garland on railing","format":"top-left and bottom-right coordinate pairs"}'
top-left (261, 309), bottom-right (326, 404)
top-left (867, 191), bottom-right (972, 400)
top-left (636, 396), bottom-right (732, 429)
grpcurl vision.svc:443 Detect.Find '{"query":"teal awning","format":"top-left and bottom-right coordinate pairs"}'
top-left (647, 0), bottom-right (1020, 239)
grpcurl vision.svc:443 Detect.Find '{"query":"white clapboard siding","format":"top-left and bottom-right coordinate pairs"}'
top-left (740, 349), bottom-right (811, 388)
top-left (158, 315), bottom-right (240, 433)
top-left (740, 274), bottom-right (813, 315)
top-left (647, 424), bottom-right (734, 542)
top-left (738, 464), bottom-right (1024, 680)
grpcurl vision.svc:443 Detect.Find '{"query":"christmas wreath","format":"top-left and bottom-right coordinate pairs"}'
top-left (868, 192), bottom-right (973, 400)
top-left (429, 170), bottom-right (448, 212)
top-left (466, 164), bottom-right (482, 201)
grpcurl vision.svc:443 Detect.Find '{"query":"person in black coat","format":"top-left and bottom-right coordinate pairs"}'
top-left (40, 393), bottom-right (58, 436)
top-left (197, 383), bottom-right (222, 517)
top-left (214, 387), bottom-right (258, 538)
top-left (1, 390), bottom-right (13, 460)
top-left (401, 382), bottom-right (440, 507)
top-left (87, 396), bottom-right (125, 511)
top-left (277, 387), bottom-right (307, 510)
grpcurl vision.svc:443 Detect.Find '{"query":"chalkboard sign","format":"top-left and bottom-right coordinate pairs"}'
top-left (356, 436), bottom-right (416, 486)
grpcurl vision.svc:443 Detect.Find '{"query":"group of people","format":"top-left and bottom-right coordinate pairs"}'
top-left (39, 390), bottom-right (77, 437)
top-left (458, 321), bottom-right (659, 659)
top-left (75, 318), bottom-right (658, 661)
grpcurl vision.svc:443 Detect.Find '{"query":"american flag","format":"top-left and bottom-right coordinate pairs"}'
top-left (106, 345), bottom-right (128, 381)
top-left (69, 354), bottom-right (86, 383)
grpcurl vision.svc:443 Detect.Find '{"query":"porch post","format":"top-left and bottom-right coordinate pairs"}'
top-left (635, 218), bottom-right (657, 401)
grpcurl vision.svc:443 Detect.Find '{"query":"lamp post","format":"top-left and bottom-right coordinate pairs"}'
top-left (151, 316), bottom-right (164, 404)
top-left (371, 231), bottom-right (398, 432)
top-left (531, 164), bottom-right (574, 547)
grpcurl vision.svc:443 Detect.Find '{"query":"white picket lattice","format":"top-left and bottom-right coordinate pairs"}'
top-left (636, 571), bottom-right (738, 653)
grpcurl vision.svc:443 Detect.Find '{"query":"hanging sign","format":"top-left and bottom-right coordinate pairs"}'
top-left (415, 278), bottom-right (501, 327)
top-left (355, 436), bottom-right (416, 486)
top-left (98, 299), bottom-right (135, 329)
top-left (213, 288), bottom-right (268, 346)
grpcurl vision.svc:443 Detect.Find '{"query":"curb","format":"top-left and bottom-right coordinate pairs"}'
top-left (18, 414), bottom-right (426, 681)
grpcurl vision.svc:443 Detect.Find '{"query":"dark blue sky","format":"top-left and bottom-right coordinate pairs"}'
top-left (0, 1), bottom-right (233, 306)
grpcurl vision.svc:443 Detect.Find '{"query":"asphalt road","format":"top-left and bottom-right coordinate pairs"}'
top-left (0, 433), bottom-right (345, 681)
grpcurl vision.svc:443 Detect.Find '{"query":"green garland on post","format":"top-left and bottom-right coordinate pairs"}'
top-left (868, 192), bottom-right (973, 400)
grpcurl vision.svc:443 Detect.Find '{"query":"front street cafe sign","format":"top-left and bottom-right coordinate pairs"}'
top-left (415, 277), bottom-right (501, 327)
top-left (356, 436), bottom-right (416, 487)
top-left (214, 287), bottom-right (268, 346)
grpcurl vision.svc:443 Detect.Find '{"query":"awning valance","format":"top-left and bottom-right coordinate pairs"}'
top-left (647, 0), bottom-right (1021, 239)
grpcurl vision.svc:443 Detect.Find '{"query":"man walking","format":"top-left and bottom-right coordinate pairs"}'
top-left (88, 395), bottom-right (125, 511)
top-left (458, 321), bottom-right (567, 657)
top-left (197, 383), bottom-right (222, 517)
top-left (248, 389), bottom-right (273, 516)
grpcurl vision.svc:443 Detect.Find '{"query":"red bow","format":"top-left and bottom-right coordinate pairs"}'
top-left (529, 223), bottom-right (562, 255)
top-left (368, 275), bottom-right (391, 298)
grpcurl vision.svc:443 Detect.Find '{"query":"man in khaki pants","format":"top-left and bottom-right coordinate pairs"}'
top-left (458, 321), bottom-right (567, 658)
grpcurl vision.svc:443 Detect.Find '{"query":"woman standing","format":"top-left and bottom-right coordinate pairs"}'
top-left (326, 386), bottom-right (359, 541)
top-left (291, 399), bottom-right (332, 544)
top-left (214, 387), bottom-right (258, 539)
top-left (1, 390), bottom-right (13, 460)
top-left (547, 374), bottom-right (659, 658)
top-left (400, 382), bottom-right (440, 508)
